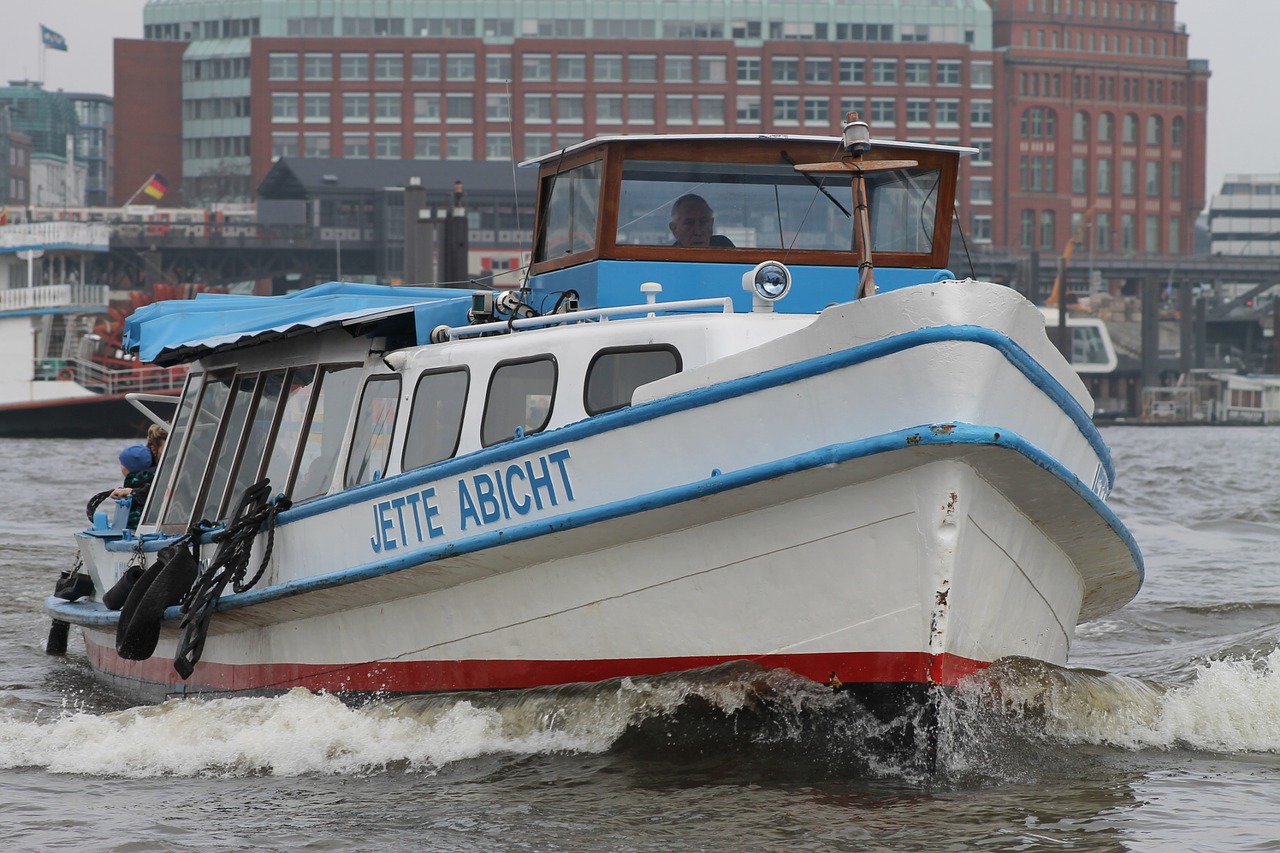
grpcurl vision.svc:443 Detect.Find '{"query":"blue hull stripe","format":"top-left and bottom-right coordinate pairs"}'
top-left (53, 422), bottom-right (1142, 627)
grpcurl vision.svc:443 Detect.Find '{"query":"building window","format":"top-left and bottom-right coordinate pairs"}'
top-left (375, 92), bottom-right (402, 123)
top-left (412, 53), bottom-right (441, 81)
top-left (1098, 112), bottom-right (1113, 142)
top-left (597, 94), bottom-right (623, 124)
top-left (1122, 113), bottom-right (1138, 144)
top-left (737, 57), bottom-right (760, 82)
top-left (413, 93), bottom-right (440, 122)
top-left (374, 53), bottom-right (404, 81)
top-left (302, 132), bottom-right (330, 158)
top-left (1144, 161), bottom-right (1160, 196)
top-left (870, 98), bottom-right (896, 125)
top-left (804, 58), bottom-right (831, 84)
top-left (697, 95), bottom-right (724, 124)
top-left (736, 95), bottom-right (761, 123)
top-left (1073, 157), bottom-right (1088, 193)
top-left (487, 55), bottom-right (512, 82)
top-left (871, 59), bottom-right (897, 84)
top-left (303, 53), bottom-right (332, 80)
top-left (972, 139), bottom-right (992, 163)
top-left (446, 133), bottom-right (472, 159)
top-left (525, 94), bottom-right (551, 123)
top-left (558, 54), bottom-right (587, 82)
top-left (666, 95), bottom-right (693, 124)
top-left (628, 94), bottom-right (655, 123)
top-left (906, 99), bottom-right (930, 126)
top-left (773, 96), bottom-right (799, 124)
top-left (343, 134), bottom-right (368, 157)
top-left (1021, 210), bottom-right (1035, 248)
top-left (557, 94), bottom-right (584, 123)
top-left (1171, 116), bottom-right (1184, 146)
top-left (971, 215), bottom-right (992, 242)
top-left (666, 55), bottom-right (693, 83)
top-left (1097, 158), bottom-right (1112, 194)
top-left (1120, 214), bottom-right (1135, 251)
top-left (803, 97), bottom-right (828, 126)
top-left (344, 93), bottom-right (370, 122)
top-left (936, 99), bottom-right (960, 126)
top-left (341, 53), bottom-right (368, 80)
top-left (1096, 213), bottom-right (1111, 252)
top-left (629, 56), bottom-right (657, 82)
top-left (1170, 162), bottom-right (1182, 196)
top-left (446, 93), bottom-right (474, 123)
top-left (839, 58), bottom-right (865, 84)
top-left (446, 54), bottom-right (475, 81)
top-left (272, 93), bottom-right (298, 123)
top-left (840, 97), bottom-right (867, 120)
top-left (1121, 160), bottom-right (1136, 195)
top-left (1040, 210), bottom-right (1055, 250)
top-left (971, 100), bottom-right (993, 126)
top-left (413, 134), bottom-right (440, 159)
top-left (525, 134), bottom-right (552, 158)
top-left (904, 59), bottom-right (930, 85)
top-left (772, 57), bottom-right (799, 83)
top-left (523, 55), bottom-right (551, 81)
top-left (1168, 216), bottom-right (1180, 254)
top-left (596, 55), bottom-right (623, 82)
top-left (1073, 111), bottom-right (1090, 141)
top-left (971, 61), bottom-right (993, 88)
top-left (485, 93), bottom-right (510, 121)
top-left (269, 53), bottom-right (298, 80)
top-left (1146, 115), bottom-right (1163, 145)
top-left (303, 93), bottom-right (330, 122)
top-left (971, 177), bottom-right (992, 204)
top-left (699, 56), bottom-right (726, 83)
top-left (374, 133), bottom-right (401, 159)
top-left (271, 132), bottom-right (297, 160)
top-left (486, 133), bottom-right (512, 160)
top-left (937, 60), bottom-right (962, 86)
top-left (1144, 215), bottom-right (1160, 254)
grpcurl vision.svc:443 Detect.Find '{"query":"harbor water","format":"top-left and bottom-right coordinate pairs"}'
top-left (2, 428), bottom-right (1280, 851)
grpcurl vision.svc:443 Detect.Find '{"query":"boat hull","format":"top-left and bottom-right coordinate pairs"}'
top-left (51, 282), bottom-right (1141, 703)
top-left (0, 392), bottom-right (174, 438)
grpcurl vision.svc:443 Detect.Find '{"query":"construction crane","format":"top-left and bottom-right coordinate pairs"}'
top-left (1045, 207), bottom-right (1095, 308)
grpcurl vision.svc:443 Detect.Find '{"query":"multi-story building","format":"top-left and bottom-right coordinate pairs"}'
top-left (66, 93), bottom-right (114, 208)
top-left (990, 0), bottom-right (1208, 259)
top-left (116, 0), bottom-right (1208, 258)
top-left (1208, 175), bottom-right (1280, 257)
top-left (0, 108), bottom-right (33, 210)
top-left (0, 83), bottom-right (86, 208)
top-left (121, 0), bottom-right (996, 207)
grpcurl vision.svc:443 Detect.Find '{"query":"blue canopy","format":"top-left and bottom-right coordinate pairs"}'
top-left (124, 282), bottom-right (475, 365)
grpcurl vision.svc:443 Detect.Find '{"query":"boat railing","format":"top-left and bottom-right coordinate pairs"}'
top-left (56, 356), bottom-right (187, 395)
top-left (0, 222), bottom-right (111, 252)
top-left (434, 296), bottom-right (737, 342)
top-left (0, 283), bottom-right (109, 312)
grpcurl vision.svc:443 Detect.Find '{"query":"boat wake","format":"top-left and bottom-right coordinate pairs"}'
top-left (4, 654), bottom-right (1280, 779)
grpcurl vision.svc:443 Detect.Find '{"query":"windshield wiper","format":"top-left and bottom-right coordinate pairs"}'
top-left (781, 150), bottom-right (852, 218)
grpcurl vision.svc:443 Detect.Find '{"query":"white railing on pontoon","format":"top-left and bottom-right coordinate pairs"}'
top-left (0, 284), bottom-right (109, 312)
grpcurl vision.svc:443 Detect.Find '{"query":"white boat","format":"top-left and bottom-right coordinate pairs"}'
top-left (46, 123), bottom-right (1143, 732)
top-left (0, 221), bottom-right (184, 437)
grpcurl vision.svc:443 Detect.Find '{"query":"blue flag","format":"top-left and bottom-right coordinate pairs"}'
top-left (41, 25), bottom-right (67, 52)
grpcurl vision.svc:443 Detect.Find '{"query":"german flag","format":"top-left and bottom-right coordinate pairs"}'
top-left (142, 173), bottom-right (168, 200)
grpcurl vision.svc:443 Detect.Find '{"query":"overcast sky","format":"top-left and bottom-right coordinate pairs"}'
top-left (0, 0), bottom-right (1272, 201)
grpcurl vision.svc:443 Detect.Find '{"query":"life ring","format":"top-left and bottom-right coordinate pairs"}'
top-left (57, 368), bottom-right (74, 381)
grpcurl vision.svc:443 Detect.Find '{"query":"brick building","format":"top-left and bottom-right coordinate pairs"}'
top-left (114, 0), bottom-right (1208, 258)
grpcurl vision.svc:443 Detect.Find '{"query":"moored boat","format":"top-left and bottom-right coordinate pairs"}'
top-left (46, 120), bottom-right (1143, 739)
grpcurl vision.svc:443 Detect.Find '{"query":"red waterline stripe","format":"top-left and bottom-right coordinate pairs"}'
top-left (84, 635), bottom-right (990, 695)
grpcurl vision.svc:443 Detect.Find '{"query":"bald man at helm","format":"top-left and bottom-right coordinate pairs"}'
top-left (669, 194), bottom-right (735, 247)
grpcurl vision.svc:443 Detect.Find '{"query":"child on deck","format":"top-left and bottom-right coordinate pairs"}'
top-left (110, 444), bottom-right (157, 528)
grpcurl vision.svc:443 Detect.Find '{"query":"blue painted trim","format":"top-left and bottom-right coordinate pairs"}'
top-left (279, 322), bottom-right (1112, 526)
top-left (44, 422), bottom-right (1142, 628)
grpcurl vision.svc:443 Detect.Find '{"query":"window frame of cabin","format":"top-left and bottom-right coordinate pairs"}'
top-left (218, 367), bottom-right (291, 520)
top-left (344, 373), bottom-right (403, 489)
top-left (160, 369), bottom-right (237, 527)
top-left (583, 345), bottom-right (683, 415)
top-left (142, 371), bottom-right (206, 528)
top-left (480, 355), bottom-right (558, 448)
top-left (527, 137), bottom-right (959, 275)
top-left (194, 370), bottom-right (262, 523)
top-left (289, 363), bottom-right (365, 503)
top-left (402, 366), bottom-right (470, 472)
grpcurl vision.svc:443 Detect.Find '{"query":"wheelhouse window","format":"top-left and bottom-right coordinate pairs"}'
top-left (161, 372), bottom-right (234, 526)
top-left (585, 346), bottom-right (682, 415)
top-left (403, 368), bottom-right (469, 471)
top-left (291, 364), bottom-right (363, 502)
top-left (222, 369), bottom-right (288, 518)
top-left (613, 158), bottom-right (941, 255)
top-left (534, 160), bottom-right (601, 262)
top-left (142, 372), bottom-right (205, 527)
top-left (195, 372), bottom-right (261, 523)
top-left (345, 375), bottom-right (402, 488)
top-left (262, 366), bottom-right (318, 499)
top-left (482, 357), bottom-right (556, 447)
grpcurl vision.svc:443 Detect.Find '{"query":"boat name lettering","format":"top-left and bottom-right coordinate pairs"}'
top-left (369, 449), bottom-right (575, 553)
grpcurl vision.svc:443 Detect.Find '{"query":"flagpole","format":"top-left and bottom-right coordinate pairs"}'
top-left (123, 176), bottom-right (153, 207)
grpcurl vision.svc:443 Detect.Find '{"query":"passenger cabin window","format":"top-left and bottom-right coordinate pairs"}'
top-left (584, 346), bottom-right (682, 414)
top-left (614, 158), bottom-right (941, 255)
top-left (536, 160), bottom-right (600, 261)
top-left (345, 375), bottom-right (401, 488)
top-left (221, 369), bottom-right (288, 517)
top-left (292, 364), bottom-right (363, 502)
top-left (142, 372), bottom-right (206, 527)
top-left (262, 366), bottom-right (319, 498)
top-left (482, 357), bottom-right (556, 446)
top-left (195, 372), bottom-right (260, 522)
top-left (403, 368), bottom-right (468, 471)
top-left (162, 372), bottom-right (233, 526)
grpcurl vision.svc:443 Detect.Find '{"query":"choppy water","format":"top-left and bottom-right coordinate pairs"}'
top-left (3, 429), bottom-right (1280, 852)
